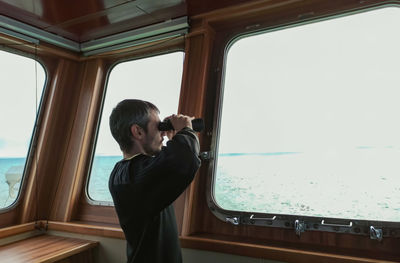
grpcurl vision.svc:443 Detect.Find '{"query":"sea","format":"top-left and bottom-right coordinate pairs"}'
top-left (1, 150), bottom-right (400, 222)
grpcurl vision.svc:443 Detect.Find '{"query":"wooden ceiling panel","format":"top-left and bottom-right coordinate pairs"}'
top-left (136, 0), bottom-right (186, 21)
top-left (0, 0), bottom-right (257, 44)
top-left (0, 1), bottom-right (51, 29)
top-left (1, 0), bottom-right (133, 23)
top-left (0, 0), bottom-right (186, 42)
top-left (186, 0), bottom-right (250, 16)
top-left (45, 2), bottom-right (148, 42)
top-left (66, 14), bottom-right (157, 43)
top-left (137, 0), bottom-right (183, 14)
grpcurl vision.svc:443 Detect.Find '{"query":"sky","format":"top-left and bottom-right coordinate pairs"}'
top-left (94, 52), bottom-right (184, 156)
top-left (0, 50), bottom-right (45, 157)
top-left (0, 50), bottom-right (183, 158)
top-left (219, 6), bottom-right (400, 154)
top-left (1, 7), bottom-right (400, 158)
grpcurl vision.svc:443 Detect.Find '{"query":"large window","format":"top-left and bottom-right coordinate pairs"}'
top-left (215, 7), bottom-right (400, 226)
top-left (88, 52), bottom-right (184, 203)
top-left (0, 50), bottom-right (46, 209)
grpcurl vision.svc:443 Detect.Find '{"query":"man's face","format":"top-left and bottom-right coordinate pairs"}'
top-left (142, 110), bottom-right (165, 156)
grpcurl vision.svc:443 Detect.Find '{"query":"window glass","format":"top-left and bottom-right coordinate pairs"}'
top-left (88, 52), bottom-right (184, 202)
top-left (0, 50), bottom-right (46, 208)
top-left (215, 7), bottom-right (400, 222)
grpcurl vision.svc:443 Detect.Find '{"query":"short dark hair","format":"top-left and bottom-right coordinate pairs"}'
top-left (109, 99), bottom-right (159, 153)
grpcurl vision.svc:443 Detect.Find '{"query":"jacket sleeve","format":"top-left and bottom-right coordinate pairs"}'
top-left (132, 127), bottom-right (201, 218)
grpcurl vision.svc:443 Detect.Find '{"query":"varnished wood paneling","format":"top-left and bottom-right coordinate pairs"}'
top-left (187, 0), bottom-right (250, 16)
top-left (181, 235), bottom-right (400, 263)
top-left (49, 59), bottom-right (106, 222)
top-left (177, 23), bottom-right (215, 237)
top-left (75, 203), bottom-right (120, 225)
top-left (0, 205), bottom-right (19, 229)
top-left (45, 221), bottom-right (124, 239)
top-left (19, 58), bottom-right (84, 223)
top-left (0, 223), bottom-right (36, 239)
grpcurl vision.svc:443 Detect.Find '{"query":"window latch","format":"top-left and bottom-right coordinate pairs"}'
top-left (370, 226), bottom-right (383, 241)
top-left (226, 216), bottom-right (240, 225)
top-left (199, 151), bottom-right (213, 161)
top-left (295, 219), bottom-right (306, 236)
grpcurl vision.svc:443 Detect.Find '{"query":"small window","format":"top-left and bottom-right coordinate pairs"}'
top-left (87, 52), bottom-right (184, 203)
top-left (0, 50), bottom-right (46, 209)
top-left (214, 7), bottom-right (400, 228)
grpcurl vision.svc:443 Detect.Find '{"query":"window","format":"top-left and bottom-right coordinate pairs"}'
top-left (0, 50), bottom-right (46, 209)
top-left (87, 52), bottom-right (184, 203)
top-left (214, 7), bottom-right (400, 230)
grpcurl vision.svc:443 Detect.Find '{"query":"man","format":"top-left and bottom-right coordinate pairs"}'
top-left (108, 99), bottom-right (201, 263)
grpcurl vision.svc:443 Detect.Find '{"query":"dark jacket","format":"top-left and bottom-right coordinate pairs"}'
top-left (109, 127), bottom-right (201, 263)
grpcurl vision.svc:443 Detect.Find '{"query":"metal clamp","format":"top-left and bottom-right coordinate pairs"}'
top-left (370, 226), bottom-right (383, 241)
top-left (249, 214), bottom-right (276, 221)
top-left (226, 216), bottom-right (239, 225)
top-left (199, 151), bottom-right (213, 161)
top-left (295, 220), bottom-right (306, 236)
top-left (321, 220), bottom-right (353, 228)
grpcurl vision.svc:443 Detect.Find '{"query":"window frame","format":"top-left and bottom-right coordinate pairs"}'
top-left (175, 1), bottom-right (400, 261)
top-left (84, 49), bottom-right (186, 207)
top-left (0, 47), bottom-right (47, 213)
top-left (70, 36), bottom-right (186, 225)
top-left (207, 4), bottom-right (400, 240)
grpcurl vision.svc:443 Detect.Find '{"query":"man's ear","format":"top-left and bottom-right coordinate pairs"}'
top-left (130, 124), bottom-right (144, 140)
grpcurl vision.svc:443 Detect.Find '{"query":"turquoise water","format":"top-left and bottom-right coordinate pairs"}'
top-left (88, 156), bottom-right (122, 202)
top-left (2, 151), bottom-right (400, 222)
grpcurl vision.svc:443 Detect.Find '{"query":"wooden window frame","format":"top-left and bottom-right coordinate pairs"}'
top-left (73, 38), bottom-right (187, 225)
top-left (207, 0), bottom-right (400, 240)
top-left (0, 35), bottom-right (52, 228)
top-left (179, 1), bottom-right (400, 262)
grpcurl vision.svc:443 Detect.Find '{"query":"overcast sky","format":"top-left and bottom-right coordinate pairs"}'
top-left (1, 7), bottom-right (400, 158)
top-left (0, 50), bottom-right (45, 157)
top-left (94, 52), bottom-right (184, 156)
top-left (219, 6), bottom-right (400, 154)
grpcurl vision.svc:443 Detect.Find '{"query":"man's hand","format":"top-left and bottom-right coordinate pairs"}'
top-left (163, 114), bottom-right (194, 140)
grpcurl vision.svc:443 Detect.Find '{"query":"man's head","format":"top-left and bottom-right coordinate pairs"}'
top-left (109, 99), bottom-right (164, 156)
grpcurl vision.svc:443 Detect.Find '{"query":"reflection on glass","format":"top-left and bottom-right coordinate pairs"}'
top-left (215, 7), bottom-right (400, 221)
top-left (88, 52), bottom-right (184, 202)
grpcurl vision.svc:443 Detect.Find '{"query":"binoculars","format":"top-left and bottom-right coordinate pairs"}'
top-left (158, 118), bottom-right (204, 132)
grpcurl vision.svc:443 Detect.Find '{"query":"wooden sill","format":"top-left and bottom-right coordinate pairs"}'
top-left (180, 234), bottom-right (400, 263)
top-left (4, 222), bottom-right (396, 263)
top-left (44, 221), bottom-right (125, 239)
top-left (0, 222), bottom-right (37, 239)
top-left (0, 234), bottom-right (98, 263)
top-left (0, 221), bottom-right (124, 240)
